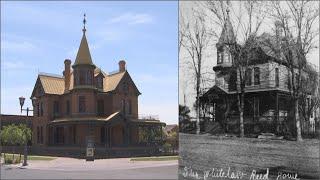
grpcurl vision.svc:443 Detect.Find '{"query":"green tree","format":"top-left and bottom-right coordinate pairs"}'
top-left (0, 124), bottom-right (32, 163)
top-left (0, 125), bottom-right (21, 161)
top-left (17, 124), bottom-right (32, 163)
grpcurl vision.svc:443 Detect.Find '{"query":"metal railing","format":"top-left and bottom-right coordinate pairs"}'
top-left (138, 114), bottom-right (159, 120)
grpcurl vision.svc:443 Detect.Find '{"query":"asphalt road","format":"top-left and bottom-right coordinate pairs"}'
top-left (1, 164), bottom-right (178, 179)
top-left (179, 133), bottom-right (320, 180)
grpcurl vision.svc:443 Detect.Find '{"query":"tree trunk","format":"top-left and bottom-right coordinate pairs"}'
top-left (295, 99), bottom-right (303, 141)
top-left (196, 83), bottom-right (201, 135)
top-left (196, 109), bottom-right (200, 135)
top-left (238, 93), bottom-right (245, 137)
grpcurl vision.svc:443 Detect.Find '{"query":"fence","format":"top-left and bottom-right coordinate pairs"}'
top-left (1, 145), bottom-right (169, 159)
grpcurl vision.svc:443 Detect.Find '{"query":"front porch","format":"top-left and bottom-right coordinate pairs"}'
top-left (48, 121), bottom-right (164, 148)
top-left (200, 88), bottom-right (295, 136)
top-left (46, 112), bottom-right (165, 152)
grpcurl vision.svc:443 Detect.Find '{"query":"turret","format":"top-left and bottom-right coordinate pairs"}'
top-left (72, 14), bottom-right (96, 88)
top-left (213, 8), bottom-right (235, 72)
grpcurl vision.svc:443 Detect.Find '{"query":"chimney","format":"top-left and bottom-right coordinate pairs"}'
top-left (275, 21), bottom-right (282, 59)
top-left (119, 60), bottom-right (126, 72)
top-left (64, 59), bottom-right (71, 92)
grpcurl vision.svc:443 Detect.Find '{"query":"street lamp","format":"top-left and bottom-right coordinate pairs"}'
top-left (19, 96), bottom-right (36, 166)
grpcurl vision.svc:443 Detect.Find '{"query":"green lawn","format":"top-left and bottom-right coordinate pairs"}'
top-left (1, 153), bottom-right (57, 161)
top-left (130, 156), bottom-right (178, 161)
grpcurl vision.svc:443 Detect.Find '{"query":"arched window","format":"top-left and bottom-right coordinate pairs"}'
top-left (245, 68), bottom-right (252, 86)
top-left (254, 67), bottom-right (260, 85)
top-left (217, 52), bottom-right (222, 64)
top-left (128, 100), bottom-right (132, 115)
top-left (87, 70), bottom-right (92, 85)
top-left (40, 102), bottom-right (44, 116)
top-left (225, 51), bottom-right (230, 63)
top-left (121, 99), bottom-right (126, 114)
top-left (97, 76), bottom-right (103, 89)
top-left (79, 70), bottom-right (85, 85)
top-left (79, 96), bottom-right (86, 113)
top-left (275, 68), bottom-right (279, 87)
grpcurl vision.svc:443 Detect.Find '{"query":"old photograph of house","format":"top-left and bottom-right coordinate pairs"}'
top-left (179, 1), bottom-right (319, 179)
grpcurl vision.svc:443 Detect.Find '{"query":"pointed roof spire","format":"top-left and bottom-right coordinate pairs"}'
top-left (73, 13), bottom-right (95, 67)
top-left (217, 4), bottom-right (236, 46)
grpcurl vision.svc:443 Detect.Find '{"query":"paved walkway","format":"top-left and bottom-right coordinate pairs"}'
top-left (7, 157), bottom-right (178, 171)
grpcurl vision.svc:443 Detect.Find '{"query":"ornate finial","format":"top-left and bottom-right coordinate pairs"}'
top-left (226, 0), bottom-right (230, 16)
top-left (82, 13), bottom-right (86, 34)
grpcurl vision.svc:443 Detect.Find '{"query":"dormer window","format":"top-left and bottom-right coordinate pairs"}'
top-left (97, 76), bottom-right (103, 89)
top-left (217, 52), bottom-right (223, 64)
top-left (225, 53), bottom-right (230, 63)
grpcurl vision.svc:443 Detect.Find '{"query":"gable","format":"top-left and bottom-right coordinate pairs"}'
top-left (115, 71), bottom-right (141, 95)
top-left (31, 77), bottom-right (45, 98)
top-left (31, 74), bottom-right (65, 97)
top-left (104, 71), bottom-right (126, 92)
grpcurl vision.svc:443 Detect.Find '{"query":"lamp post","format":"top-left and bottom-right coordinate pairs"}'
top-left (19, 96), bottom-right (36, 166)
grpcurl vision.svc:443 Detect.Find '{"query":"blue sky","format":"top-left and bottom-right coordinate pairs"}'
top-left (1, 1), bottom-right (178, 124)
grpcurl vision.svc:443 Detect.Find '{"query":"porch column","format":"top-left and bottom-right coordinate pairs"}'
top-left (64, 126), bottom-right (68, 145)
top-left (108, 127), bottom-right (112, 148)
top-left (127, 124), bottom-right (131, 146)
top-left (53, 127), bottom-right (56, 145)
top-left (276, 92), bottom-right (279, 134)
top-left (104, 125), bottom-right (107, 148)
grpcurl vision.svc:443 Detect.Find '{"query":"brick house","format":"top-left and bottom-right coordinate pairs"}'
top-left (29, 18), bottom-right (165, 154)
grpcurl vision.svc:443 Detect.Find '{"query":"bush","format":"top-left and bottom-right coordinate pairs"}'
top-left (4, 156), bottom-right (21, 164)
top-left (163, 142), bottom-right (172, 153)
top-left (5, 158), bottom-right (13, 164)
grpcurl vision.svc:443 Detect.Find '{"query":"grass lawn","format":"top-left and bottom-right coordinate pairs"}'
top-left (179, 133), bottom-right (319, 180)
top-left (1, 153), bottom-right (57, 161)
top-left (130, 156), bottom-right (178, 161)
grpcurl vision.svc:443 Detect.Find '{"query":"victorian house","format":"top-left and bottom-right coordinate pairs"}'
top-left (30, 16), bottom-right (165, 156)
top-left (199, 10), bottom-right (318, 136)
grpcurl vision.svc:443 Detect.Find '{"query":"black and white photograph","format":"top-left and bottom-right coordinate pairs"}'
top-left (179, 1), bottom-right (319, 179)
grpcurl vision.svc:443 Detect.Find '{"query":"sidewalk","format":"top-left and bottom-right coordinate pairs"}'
top-left (4, 157), bottom-right (178, 171)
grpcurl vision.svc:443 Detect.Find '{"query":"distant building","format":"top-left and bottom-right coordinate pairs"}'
top-left (165, 124), bottom-right (178, 135)
top-left (0, 114), bottom-right (32, 129)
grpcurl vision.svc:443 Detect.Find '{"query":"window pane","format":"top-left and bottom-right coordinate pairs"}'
top-left (245, 69), bottom-right (252, 86)
top-left (254, 67), bottom-right (260, 85)
top-left (79, 96), bottom-right (86, 113)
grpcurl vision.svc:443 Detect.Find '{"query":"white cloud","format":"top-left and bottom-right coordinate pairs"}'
top-left (108, 12), bottom-right (154, 25)
top-left (1, 40), bottom-right (36, 52)
top-left (1, 61), bottom-right (34, 70)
